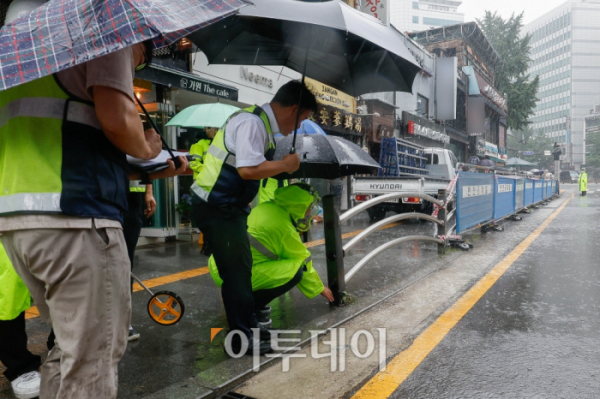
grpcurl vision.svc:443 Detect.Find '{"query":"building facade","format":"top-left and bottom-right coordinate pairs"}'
top-left (524, 0), bottom-right (600, 169)
top-left (411, 22), bottom-right (508, 166)
top-left (390, 0), bottom-right (464, 33)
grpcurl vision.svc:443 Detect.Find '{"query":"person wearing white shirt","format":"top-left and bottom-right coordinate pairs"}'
top-left (191, 81), bottom-right (317, 355)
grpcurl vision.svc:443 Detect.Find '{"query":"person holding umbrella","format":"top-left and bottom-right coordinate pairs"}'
top-left (191, 80), bottom-right (317, 355)
top-left (0, 41), bottom-right (188, 398)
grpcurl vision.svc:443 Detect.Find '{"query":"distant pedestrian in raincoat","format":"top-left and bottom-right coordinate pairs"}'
top-left (579, 168), bottom-right (588, 196)
top-left (208, 183), bottom-right (334, 326)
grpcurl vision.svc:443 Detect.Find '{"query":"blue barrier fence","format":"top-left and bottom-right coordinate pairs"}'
top-left (456, 173), bottom-right (558, 233)
top-left (493, 176), bottom-right (516, 220)
top-left (533, 180), bottom-right (543, 203)
top-left (524, 179), bottom-right (534, 206)
top-left (456, 172), bottom-right (494, 233)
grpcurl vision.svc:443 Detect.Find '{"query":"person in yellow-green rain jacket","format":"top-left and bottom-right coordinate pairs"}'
top-left (189, 127), bottom-right (218, 179)
top-left (208, 183), bottom-right (334, 326)
top-left (258, 178), bottom-right (288, 204)
top-left (0, 240), bottom-right (43, 398)
top-left (579, 168), bottom-right (588, 196)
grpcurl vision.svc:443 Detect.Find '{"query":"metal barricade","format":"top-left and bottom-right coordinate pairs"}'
top-left (322, 184), bottom-right (454, 305)
top-left (514, 178), bottom-right (525, 210)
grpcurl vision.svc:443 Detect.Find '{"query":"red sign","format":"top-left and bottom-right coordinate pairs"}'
top-left (408, 120), bottom-right (415, 135)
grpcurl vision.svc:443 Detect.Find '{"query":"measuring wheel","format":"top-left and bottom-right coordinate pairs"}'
top-left (147, 291), bottom-right (185, 325)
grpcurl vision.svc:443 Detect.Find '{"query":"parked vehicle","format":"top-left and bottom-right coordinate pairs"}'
top-left (352, 147), bottom-right (457, 221)
top-left (559, 170), bottom-right (579, 183)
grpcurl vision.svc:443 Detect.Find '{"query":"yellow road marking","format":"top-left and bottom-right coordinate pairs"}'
top-left (132, 267), bottom-right (209, 292)
top-left (25, 221), bottom-right (406, 320)
top-left (352, 194), bottom-right (574, 399)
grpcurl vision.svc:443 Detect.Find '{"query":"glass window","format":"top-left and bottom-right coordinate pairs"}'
top-left (413, 16), bottom-right (419, 24)
top-left (413, 1), bottom-right (419, 9)
top-left (416, 94), bottom-right (429, 118)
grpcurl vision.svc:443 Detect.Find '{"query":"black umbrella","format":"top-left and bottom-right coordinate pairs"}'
top-left (188, 0), bottom-right (421, 96)
top-left (272, 134), bottom-right (380, 179)
top-left (188, 0), bottom-right (422, 153)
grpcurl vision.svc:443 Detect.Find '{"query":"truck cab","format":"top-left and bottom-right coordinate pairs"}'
top-left (424, 148), bottom-right (457, 180)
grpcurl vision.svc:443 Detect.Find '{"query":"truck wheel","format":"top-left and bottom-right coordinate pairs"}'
top-left (368, 206), bottom-right (386, 221)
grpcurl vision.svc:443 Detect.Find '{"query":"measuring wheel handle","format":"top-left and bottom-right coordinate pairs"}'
top-left (147, 291), bottom-right (185, 326)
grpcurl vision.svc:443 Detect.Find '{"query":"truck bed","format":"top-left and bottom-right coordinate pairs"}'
top-left (353, 176), bottom-right (450, 196)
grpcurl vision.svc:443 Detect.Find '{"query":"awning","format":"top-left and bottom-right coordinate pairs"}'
top-left (135, 64), bottom-right (238, 101)
top-left (488, 156), bottom-right (505, 164)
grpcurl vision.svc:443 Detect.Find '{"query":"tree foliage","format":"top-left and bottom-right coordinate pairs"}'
top-left (478, 11), bottom-right (540, 131)
top-left (507, 127), bottom-right (554, 170)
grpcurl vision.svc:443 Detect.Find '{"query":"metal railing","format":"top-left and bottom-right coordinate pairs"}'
top-left (322, 179), bottom-right (457, 305)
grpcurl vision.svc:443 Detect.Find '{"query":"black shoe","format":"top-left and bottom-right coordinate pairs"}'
top-left (254, 324), bottom-right (272, 341)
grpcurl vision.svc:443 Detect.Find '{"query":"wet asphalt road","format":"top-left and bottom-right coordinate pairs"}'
top-left (3, 184), bottom-right (599, 398)
top-left (394, 185), bottom-right (600, 398)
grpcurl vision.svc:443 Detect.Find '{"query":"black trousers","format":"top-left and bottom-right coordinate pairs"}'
top-left (0, 312), bottom-right (40, 381)
top-left (253, 267), bottom-right (304, 311)
top-left (192, 199), bottom-right (256, 338)
top-left (123, 191), bottom-right (145, 271)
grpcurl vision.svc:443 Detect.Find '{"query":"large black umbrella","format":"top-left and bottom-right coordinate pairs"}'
top-left (188, 0), bottom-right (422, 97)
top-left (273, 134), bottom-right (380, 179)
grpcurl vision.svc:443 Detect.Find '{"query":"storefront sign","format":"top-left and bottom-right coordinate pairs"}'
top-left (403, 112), bottom-right (450, 144)
top-left (240, 66), bottom-right (273, 88)
top-left (309, 105), bottom-right (363, 136)
top-left (475, 72), bottom-right (507, 114)
top-left (467, 96), bottom-right (485, 137)
top-left (305, 77), bottom-right (356, 112)
top-left (136, 64), bottom-right (238, 101)
top-left (484, 142), bottom-right (499, 157)
top-left (360, 0), bottom-right (388, 25)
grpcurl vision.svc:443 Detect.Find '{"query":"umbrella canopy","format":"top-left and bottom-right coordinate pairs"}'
top-left (166, 103), bottom-right (240, 128)
top-left (274, 119), bottom-right (327, 138)
top-left (188, 0), bottom-right (422, 96)
top-left (0, 0), bottom-right (249, 91)
top-left (505, 158), bottom-right (537, 167)
top-left (272, 134), bottom-right (380, 179)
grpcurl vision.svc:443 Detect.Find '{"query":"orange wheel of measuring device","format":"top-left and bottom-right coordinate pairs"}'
top-left (147, 291), bottom-right (185, 325)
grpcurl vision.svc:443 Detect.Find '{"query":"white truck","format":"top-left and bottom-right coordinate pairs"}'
top-left (352, 148), bottom-right (458, 221)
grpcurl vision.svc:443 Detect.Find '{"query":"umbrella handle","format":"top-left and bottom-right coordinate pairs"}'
top-left (135, 97), bottom-right (182, 169)
top-left (290, 146), bottom-right (296, 154)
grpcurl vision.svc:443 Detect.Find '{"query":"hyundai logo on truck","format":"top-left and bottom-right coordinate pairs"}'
top-left (369, 183), bottom-right (402, 190)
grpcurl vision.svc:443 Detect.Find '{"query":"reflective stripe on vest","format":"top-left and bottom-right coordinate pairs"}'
top-left (304, 255), bottom-right (312, 264)
top-left (0, 97), bottom-right (100, 130)
top-left (0, 193), bottom-right (61, 213)
top-left (248, 233), bottom-right (278, 260)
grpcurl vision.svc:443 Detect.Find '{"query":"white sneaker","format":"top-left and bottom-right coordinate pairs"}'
top-left (11, 371), bottom-right (40, 399)
top-left (128, 326), bottom-right (140, 341)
